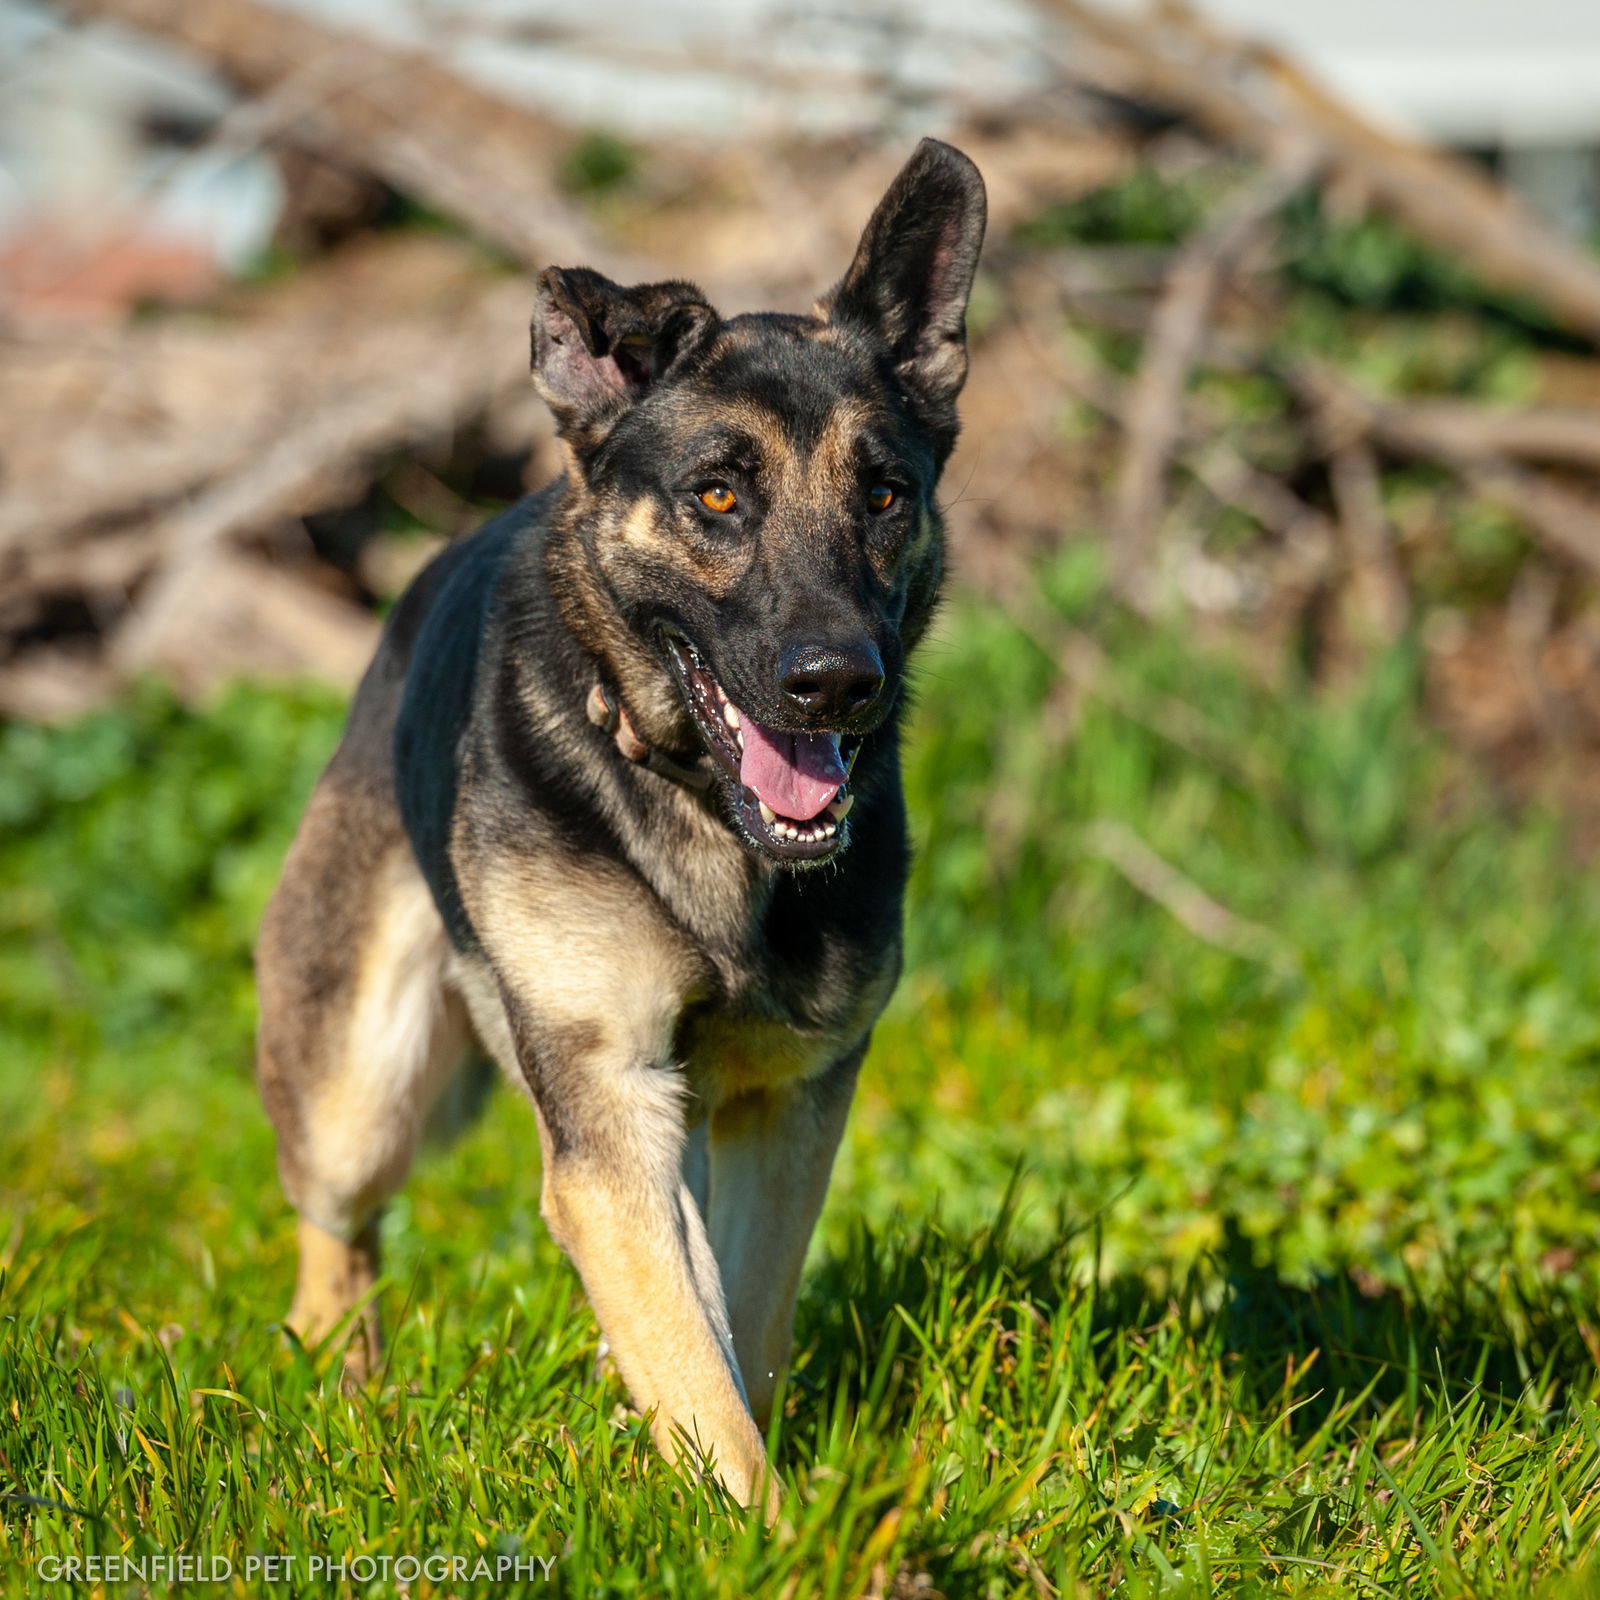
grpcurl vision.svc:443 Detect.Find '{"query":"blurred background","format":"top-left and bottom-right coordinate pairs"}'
top-left (11, 0), bottom-right (1600, 1586)
top-left (8, 0), bottom-right (1600, 1391)
top-left (5, 0), bottom-right (1600, 782)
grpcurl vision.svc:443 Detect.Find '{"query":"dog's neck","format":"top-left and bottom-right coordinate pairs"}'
top-left (584, 678), bottom-right (712, 793)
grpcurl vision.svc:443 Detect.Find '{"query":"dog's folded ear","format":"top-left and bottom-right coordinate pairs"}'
top-left (821, 139), bottom-right (987, 445)
top-left (532, 267), bottom-right (719, 448)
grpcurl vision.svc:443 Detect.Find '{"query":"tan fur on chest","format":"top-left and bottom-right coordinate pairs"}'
top-left (681, 1008), bottom-right (841, 1107)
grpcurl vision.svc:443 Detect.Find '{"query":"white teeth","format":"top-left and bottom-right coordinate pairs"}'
top-left (736, 730), bottom-right (744, 751)
top-left (828, 793), bottom-right (854, 821)
top-left (723, 703), bottom-right (740, 730)
top-left (755, 804), bottom-right (845, 846)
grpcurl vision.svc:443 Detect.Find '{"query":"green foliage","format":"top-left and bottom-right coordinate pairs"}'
top-left (1441, 497), bottom-right (1535, 598)
top-left (559, 132), bottom-right (640, 200)
top-left (0, 679), bottom-right (347, 1106)
top-left (1024, 169), bottom-right (1583, 358)
top-left (4, 584), bottom-right (1600, 1593)
top-left (1276, 192), bottom-right (1582, 349)
top-left (1015, 164), bottom-right (1584, 366)
top-left (1024, 167), bottom-right (1568, 399)
top-left (233, 243), bottom-right (304, 288)
top-left (1018, 166), bottom-right (1211, 248)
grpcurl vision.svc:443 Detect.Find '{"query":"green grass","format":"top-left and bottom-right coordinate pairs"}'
top-left (4, 558), bottom-right (1600, 1596)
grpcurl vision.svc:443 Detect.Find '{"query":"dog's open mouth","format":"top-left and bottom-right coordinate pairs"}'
top-left (668, 639), bottom-right (858, 864)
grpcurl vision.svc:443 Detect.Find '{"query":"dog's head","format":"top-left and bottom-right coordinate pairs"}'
top-left (534, 139), bottom-right (986, 867)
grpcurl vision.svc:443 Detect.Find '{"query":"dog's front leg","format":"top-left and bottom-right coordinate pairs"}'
top-left (709, 1049), bottom-right (863, 1427)
top-left (466, 854), bottom-right (776, 1515)
top-left (538, 1099), bottom-right (775, 1517)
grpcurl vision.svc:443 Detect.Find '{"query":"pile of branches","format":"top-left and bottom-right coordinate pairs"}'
top-left (5, 0), bottom-right (1600, 810)
top-left (986, 1), bottom-right (1600, 798)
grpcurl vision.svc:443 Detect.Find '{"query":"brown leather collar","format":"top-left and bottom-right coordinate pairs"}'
top-left (585, 680), bottom-right (714, 792)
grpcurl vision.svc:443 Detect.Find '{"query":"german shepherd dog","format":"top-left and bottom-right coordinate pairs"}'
top-left (256, 139), bottom-right (986, 1516)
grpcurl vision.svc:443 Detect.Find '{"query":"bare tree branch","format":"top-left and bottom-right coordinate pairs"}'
top-left (1084, 818), bottom-right (1291, 965)
top-left (1036, 0), bottom-right (1600, 346)
top-left (1112, 149), bottom-right (1314, 605)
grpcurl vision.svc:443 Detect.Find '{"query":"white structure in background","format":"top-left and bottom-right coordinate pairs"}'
top-left (282, 0), bottom-right (1600, 235)
top-left (0, 0), bottom-right (281, 315)
top-left (0, 0), bottom-right (1597, 317)
top-left (1153, 0), bottom-right (1600, 235)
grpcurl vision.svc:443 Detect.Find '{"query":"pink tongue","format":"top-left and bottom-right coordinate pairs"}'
top-left (738, 717), bottom-right (848, 821)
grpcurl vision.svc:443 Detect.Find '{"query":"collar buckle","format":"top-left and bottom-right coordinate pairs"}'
top-left (586, 680), bottom-right (714, 793)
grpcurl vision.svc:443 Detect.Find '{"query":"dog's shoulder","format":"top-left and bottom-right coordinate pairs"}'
top-left (371, 487), bottom-right (558, 946)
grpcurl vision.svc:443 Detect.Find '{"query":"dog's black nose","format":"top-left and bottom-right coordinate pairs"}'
top-left (777, 641), bottom-right (884, 721)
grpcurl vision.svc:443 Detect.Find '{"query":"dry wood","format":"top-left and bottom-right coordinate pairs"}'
top-left (56, 0), bottom-right (852, 321)
top-left (1354, 399), bottom-right (1600, 474)
top-left (1295, 363), bottom-right (1600, 578)
top-left (1185, 443), bottom-right (1334, 555)
top-left (1505, 563), bottom-right (1573, 746)
top-left (1463, 463), bottom-right (1600, 578)
top-left (108, 273), bottom-right (532, 673)
top-left (1311, 391), bottom-right (1410, 645)
top-left (113, 549), bottom-right (380, 697)
top-left (0, 236), bottom-right (531, 563)
top-left (1, 236), bottom-right (534, 709)
top-left (0, 649), bottom-right (117, 724)
top-left (1046, 241), bottom-right (1600, 596)
top-left (1036, 0), bottom-right (1600, 347)
top-left (1028, 274), bottom-right (1340, 610)
top-left (1325, 434), bottom-right (1409, 644)
top-left (13, 0), bottom-right (1599, 746)
top-left (1005, 599), bottom-right (1290, 802)
top-left (1084, 817), bottom-right (1288, 964)
top-left (1111, 150), bottom-right (1313, 603)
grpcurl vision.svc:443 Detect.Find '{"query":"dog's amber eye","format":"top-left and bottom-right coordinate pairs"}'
top-left (699, 485), bottom-right (737, 514)
top-left (867, 485), bottom-right (895, 513)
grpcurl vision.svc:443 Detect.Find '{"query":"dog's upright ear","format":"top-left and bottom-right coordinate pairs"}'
top-left (532, 267), bottom-right (719, 453)
top-left (821, 139), bottom-right (987, 446)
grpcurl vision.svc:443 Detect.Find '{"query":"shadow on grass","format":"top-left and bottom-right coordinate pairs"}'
top-left (795, 1197), bottom-right (1599, 1441)
top-left (788, 1198), bottom-right (1599, 1591)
